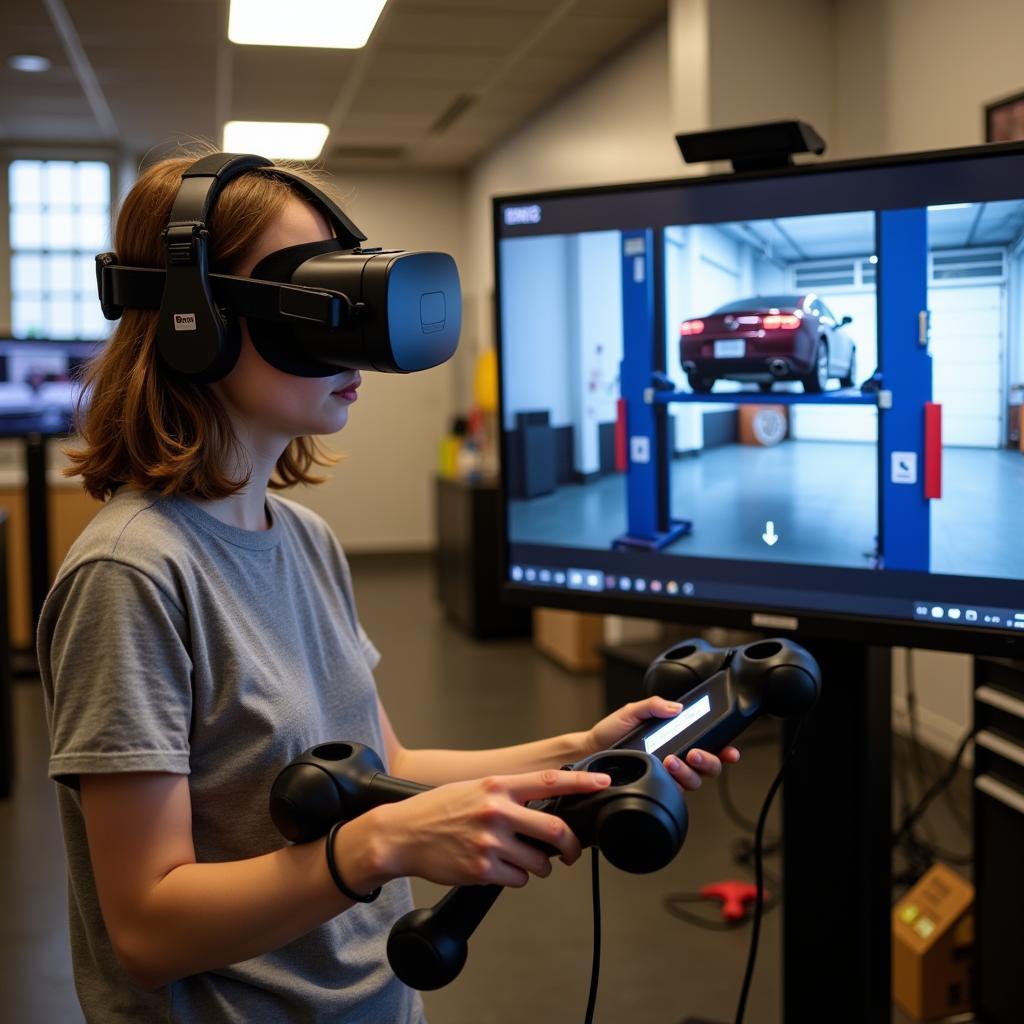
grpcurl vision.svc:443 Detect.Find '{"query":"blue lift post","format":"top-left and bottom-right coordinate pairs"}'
top-left (877, 207), bottom-right (932, 572)
top-left (614, 228), bottom-right (692, 550)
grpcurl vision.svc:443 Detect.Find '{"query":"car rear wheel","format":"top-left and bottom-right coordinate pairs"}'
top-left (687, 373), bottom-right (715, 394)
top-left (839, 345), bottom-right (857, 389)
top-left (802, 339), bottom-right (829, 393)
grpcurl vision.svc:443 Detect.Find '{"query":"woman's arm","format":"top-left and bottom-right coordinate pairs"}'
top-left (379, 699), bottom-right (740, 790)
top-left (81, 764), bottom-right (613, 990)
top-left (80, 772), bottom-right (374, 989)
top-left (379, 697), bottom-right (587, 783)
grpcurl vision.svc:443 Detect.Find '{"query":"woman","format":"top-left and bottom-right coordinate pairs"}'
top-left (39, 152), bottom-right (738, 1023)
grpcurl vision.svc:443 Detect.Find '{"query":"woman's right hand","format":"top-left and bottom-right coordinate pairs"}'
top-left (343, 768), bottom-right (612, 891)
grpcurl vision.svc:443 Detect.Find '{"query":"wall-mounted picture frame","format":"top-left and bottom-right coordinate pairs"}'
top-left (986, 89), bottom-right (1024, 142)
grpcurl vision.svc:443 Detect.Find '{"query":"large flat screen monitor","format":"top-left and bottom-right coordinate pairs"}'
top-left (494, 140), bottom-right (1024, 656)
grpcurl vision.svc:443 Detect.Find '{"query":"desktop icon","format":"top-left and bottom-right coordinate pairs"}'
top-left (511, 565), bottom-right (524, 582)
top-left (666, 581), bottom-right (679, 595)
top-left (965, 609), bottom-right (978, 622)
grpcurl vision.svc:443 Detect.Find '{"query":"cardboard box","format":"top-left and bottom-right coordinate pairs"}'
top-left (892, 863), bottom-right (974, 1020)
top-left (532, 608), bottom-right (605, 672)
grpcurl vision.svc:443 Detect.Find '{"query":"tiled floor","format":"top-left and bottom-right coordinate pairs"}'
top-left (0, 553), bottom-right (973, 1022)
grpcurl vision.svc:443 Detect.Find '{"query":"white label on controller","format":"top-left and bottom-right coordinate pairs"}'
top-left (643, 694), bottom-right (712, 754)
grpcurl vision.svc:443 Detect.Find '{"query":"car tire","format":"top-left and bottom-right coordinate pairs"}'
top-left (687, 373), bottom-right (715, 394)
top-left (839, 345), bottom-right (857, 389)
top-left (802, 339), bottom-right (829, 394)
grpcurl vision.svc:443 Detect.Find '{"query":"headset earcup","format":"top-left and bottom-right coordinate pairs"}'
top-left (199, 310), bottom-right (242, 384)
top-left (156, 308), bottom-right (241, 384)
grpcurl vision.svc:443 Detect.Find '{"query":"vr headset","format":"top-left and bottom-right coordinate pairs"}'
top-left (95, 152), bottom-right (461, 383)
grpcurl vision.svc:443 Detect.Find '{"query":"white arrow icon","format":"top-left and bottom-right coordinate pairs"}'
top-left (762, 521), bottom-right (779, 546)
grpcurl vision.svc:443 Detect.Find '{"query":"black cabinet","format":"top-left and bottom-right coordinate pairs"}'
top-left (434, 477), bottom-right (531, 639)
top-left (973, 657), bottom-right (1024, 1024)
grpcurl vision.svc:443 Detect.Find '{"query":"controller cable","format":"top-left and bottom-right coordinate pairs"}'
top-left (892, 724), bottom-right (976, 886)
top-left (732, 719), bottom-right (804, 1024)
top-left (584, 847), bottom-right (601, 1024)
top-left (583, 724), bottom-right (804, 1024)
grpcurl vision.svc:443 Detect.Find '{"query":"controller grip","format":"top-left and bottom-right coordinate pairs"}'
top-left (387, 884), bottom-right (503, 990)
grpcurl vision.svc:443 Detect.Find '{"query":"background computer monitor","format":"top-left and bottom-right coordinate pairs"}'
top-left (494, 140), bottom-right (1024, 656)
top-left (0, 338), bottom-right (97, 434)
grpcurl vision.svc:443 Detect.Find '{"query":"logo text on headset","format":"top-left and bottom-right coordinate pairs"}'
top-left (503, 204), bottom-right (541, 226)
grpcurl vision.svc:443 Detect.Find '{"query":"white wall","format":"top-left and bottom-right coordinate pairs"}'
top-left (834, 0), bottom-right (1024, 158)
top-left (500, 231), bottom-right (621, 476)
top-left (499, 235), bottom-right (574, 431)
top-left (463, 23), bottom-right (680, 378)
top-left (708, 0), bottom-right (836, 146)
top-left (573, 232), bottom-right (623, 474)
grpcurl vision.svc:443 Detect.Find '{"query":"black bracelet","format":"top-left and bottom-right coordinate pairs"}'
top-left (325, 820), bottom-right (382, 903)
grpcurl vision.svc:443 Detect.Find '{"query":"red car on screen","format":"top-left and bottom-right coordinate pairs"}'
top-left (679, 293), bottom-right (857, 394)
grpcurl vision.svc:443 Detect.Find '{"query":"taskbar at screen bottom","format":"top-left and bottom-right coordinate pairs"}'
top-left (506, 544), bottom-right (1024, 641)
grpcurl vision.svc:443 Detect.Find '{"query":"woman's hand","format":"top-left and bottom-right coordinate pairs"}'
top-left (585, 697), bottom-right (740, 791)
top-left (363, 768), bottom-right (613, 890)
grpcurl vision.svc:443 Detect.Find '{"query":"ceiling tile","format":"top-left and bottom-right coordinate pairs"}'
top-left (5, 0), bottom-right (667, 168)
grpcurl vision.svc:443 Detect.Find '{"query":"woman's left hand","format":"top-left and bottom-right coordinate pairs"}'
top-left (584, 697), bottom-right (740, 791)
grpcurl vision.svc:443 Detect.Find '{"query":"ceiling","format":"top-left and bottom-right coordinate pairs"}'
top-left (716, 201), bottom-right (1024, 264)
top-left (1, 0), bottom-right (667, 171)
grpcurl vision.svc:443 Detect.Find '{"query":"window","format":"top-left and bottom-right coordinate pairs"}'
top-left (8, 159), bottom-right (112, 340)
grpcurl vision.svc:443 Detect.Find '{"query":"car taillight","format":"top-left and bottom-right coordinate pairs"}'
top-left (762, 314), bottom-right (801, 330)
top-left (680, 319), bottom-right (705, 336)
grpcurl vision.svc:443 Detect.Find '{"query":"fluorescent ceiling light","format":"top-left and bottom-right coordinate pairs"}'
top-left (228, 0), bottom-right (388, 49)
top-left (223, 121), bottom-right (330, 159)
top-left (8, 54), bottom-right (52, 72)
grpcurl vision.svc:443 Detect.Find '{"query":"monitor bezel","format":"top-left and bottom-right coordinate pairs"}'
top-left (492, 139), bottom-right (1024, 657)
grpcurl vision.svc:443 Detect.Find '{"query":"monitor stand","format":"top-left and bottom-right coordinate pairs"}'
top-left (678, 640), bottom-right (892, 1024)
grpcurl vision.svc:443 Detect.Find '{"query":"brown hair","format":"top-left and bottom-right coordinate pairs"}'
top-left (65, 149), bottom-right (341, 501)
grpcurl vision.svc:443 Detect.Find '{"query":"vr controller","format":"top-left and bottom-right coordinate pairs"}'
top-left (270, 637), bottom-right (820, 990)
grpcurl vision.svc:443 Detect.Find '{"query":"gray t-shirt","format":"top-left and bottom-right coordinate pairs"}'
top-left (38, 488), bottom-right (424, 1024)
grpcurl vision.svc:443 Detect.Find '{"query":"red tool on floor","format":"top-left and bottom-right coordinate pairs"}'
top-left (700, 881), bottom-right (761, 923)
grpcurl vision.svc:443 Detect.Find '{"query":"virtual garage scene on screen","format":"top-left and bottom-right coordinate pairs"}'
top-left (501, 200), bottom-right (1024, 581)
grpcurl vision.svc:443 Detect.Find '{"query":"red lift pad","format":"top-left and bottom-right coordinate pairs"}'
top-left (615, 397), bottom-right (628, 473)
top-left (924, 402), bottom-right (942, 500)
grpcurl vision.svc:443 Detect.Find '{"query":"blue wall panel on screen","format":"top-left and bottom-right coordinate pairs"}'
top-left (878, 208), bottom-right (931, 572)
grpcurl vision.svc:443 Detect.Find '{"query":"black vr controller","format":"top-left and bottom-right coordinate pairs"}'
top-left (270, 637), bottom-right (820, 991)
